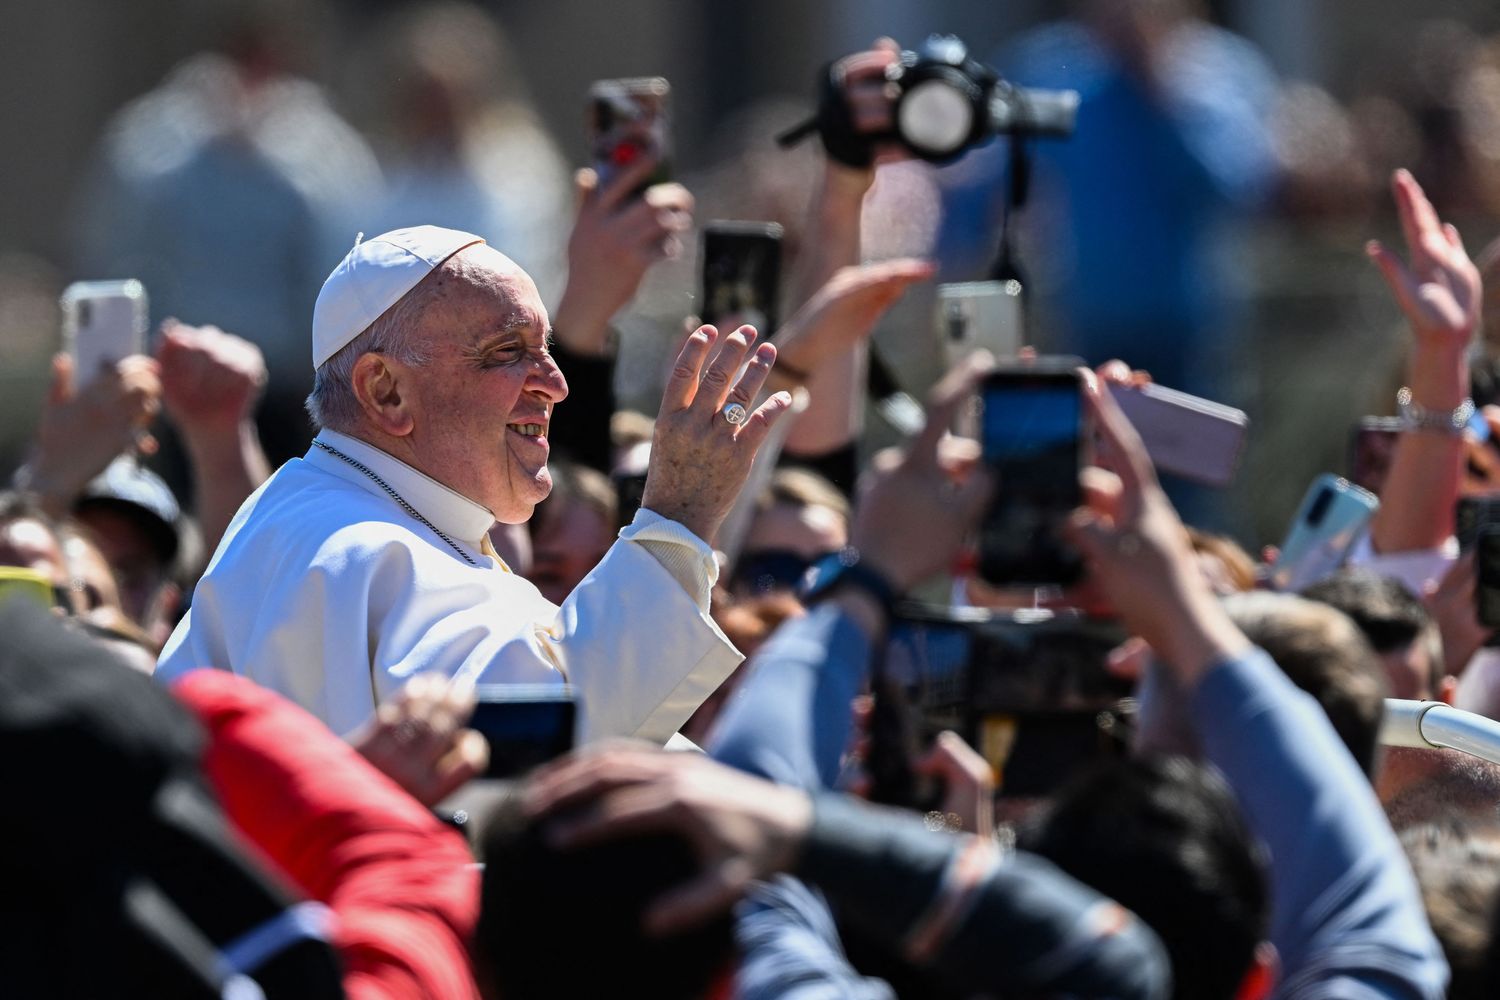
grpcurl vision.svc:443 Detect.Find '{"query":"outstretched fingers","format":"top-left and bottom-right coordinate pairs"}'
top-left (660, 326), bottom-right (719, 414)
top-left (692, 325), bottom-right (758, 416)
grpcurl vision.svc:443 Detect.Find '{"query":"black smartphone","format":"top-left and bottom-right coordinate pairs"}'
top-left (1455, 495), bottom-right (1500, 553)
top-left (700, 221), bottom-right (783, 336)
top-left (1478, 528), bottom-right (1500, 629)
top-left (612, 471), bottom-right (648, 531)
top-left (588, 77), bottom-right (671, 196)
top-left (469, 685), bottom-right (577, 780)
top-left (885, 604), bottom-right (1131, 798)
top-left (976, 361), bottom-right (1085, 586)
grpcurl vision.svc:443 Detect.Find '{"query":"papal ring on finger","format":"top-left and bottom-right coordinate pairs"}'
top-left (722, 402), bottom-right (748, 426)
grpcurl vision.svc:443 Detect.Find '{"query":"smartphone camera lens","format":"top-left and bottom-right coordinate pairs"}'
top-left (76, 299), bottom-right (92, 327)
top-left (1306, 487), bottom-right (1334, 528)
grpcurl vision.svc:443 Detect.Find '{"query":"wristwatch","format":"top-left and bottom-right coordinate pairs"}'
top-left (798, 547), bottom-right (900, 619)
top-left (1396, 387), bottom-right (1476, 435)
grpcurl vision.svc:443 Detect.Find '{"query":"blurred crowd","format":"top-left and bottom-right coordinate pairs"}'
top-left (9, 0), bottom-right (1500, 997)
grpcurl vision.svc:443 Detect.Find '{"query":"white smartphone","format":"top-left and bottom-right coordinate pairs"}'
top-left (936, 281), bottom-right (1022, 366)
top-left (1111, 382), bottom-right (1249, 487)
top-left (60, 280), bottom-right (148, 386)
top-left (1268, 474), bottom-right (1379, 592)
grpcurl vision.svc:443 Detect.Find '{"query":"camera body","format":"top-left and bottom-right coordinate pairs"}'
top-left (781, 35), bottom-right (1079, 167)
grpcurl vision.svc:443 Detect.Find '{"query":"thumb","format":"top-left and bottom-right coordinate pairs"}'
top-left (49, 353), bottom-right (75, 404)
top-left (574, 167), bottom-right (599, 209)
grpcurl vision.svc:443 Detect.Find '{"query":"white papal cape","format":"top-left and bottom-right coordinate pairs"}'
top-left (157, 429), bottom-right (740, 742)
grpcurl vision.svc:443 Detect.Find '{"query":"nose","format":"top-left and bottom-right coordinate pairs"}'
top-left (528, 353), bottom-right (568, 403)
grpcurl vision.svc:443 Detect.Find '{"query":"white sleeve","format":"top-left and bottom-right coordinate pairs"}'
top-left (551, 534), bottom-right (740, 744)
top-left (620, 507), bottom-right (719, 612)
top-left (1344, 529), bottom-right (1457, 597)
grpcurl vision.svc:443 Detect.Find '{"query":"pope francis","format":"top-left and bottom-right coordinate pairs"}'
top-left (157, 226), bottom-right (791, 742)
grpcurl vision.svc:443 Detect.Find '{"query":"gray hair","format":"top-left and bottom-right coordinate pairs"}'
top-left (304, 282), bottom-right (436, 431)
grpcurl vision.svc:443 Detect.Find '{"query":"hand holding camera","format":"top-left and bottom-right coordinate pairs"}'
top-left (780, 35), bottom-right (1079, 169)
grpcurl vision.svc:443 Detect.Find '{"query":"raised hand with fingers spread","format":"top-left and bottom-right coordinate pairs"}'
top-left (1366, 169), bottom-right (1481, 350)
top-left (1365, 169), bottom-right (1482, 554)
top-left (640, 325), bottom-right (794, 545)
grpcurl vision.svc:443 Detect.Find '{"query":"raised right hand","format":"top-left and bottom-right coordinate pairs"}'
top-left (640, 325), bottom-right (794, 544)
top-left (1366, 169), bottom-right (1480, 351)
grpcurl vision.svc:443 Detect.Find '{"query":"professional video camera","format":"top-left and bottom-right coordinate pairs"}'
top-left (779, 35), bottom-right (1079, 166)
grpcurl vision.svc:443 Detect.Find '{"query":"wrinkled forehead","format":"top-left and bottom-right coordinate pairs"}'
top-left (420, 244), bottom-right (547, 338)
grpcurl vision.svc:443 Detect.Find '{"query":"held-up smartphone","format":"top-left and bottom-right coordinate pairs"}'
top-left (1267, 475), bottom-right (1379, 592)
top-left (468, 685), bottom-right (577, 780)
top-left (701, 221), bottom-right (783, 336)
top-left (976, 360), bottom-right (1086, 586)
top-left (60, 280), bottom-right (148, 387)
top-left (1111, 382), bottom-right (1249, 488)
top-left (613, 472), bottom-right (648, 531)
top-left (1457, 495), bottom-right (1500, 553)
top-left (885, 605), bottom-right (1131, 799)
top-left (588, 77), bottom-right (671, 195)
top-left (1477, 528), bottom-right (1500, 629)
top-left (936, 281), bottom-right (1022, 367)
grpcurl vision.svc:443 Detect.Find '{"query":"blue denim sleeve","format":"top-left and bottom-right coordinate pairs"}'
top-left (709, 602), bottom-right (872, 790)
top-left (1192, 648), bottom-right (1447, 999)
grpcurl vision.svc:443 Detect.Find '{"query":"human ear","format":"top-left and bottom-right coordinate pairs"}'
top-left (352, 353), bottom-right (415, 437)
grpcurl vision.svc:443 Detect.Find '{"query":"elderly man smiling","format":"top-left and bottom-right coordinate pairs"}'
top-left (158, 226), bottom-right (790, 742)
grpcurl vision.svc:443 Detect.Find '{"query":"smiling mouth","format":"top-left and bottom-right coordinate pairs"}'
top-left (509, 423), bottom-right (546, 437)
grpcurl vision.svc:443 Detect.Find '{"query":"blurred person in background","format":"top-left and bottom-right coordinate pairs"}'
top-left (728, 468), bottom-right (849, 600)
top-left (71, 0), bottom-right (381, 468)
top-left (17, 320), bottom-right (272, 638)
top-left (348, 2), bottom-right (571, 304)
top-left (939, 0), bottom-right (1278, 397)
top-left (527, 461), bottom-right (617, 605)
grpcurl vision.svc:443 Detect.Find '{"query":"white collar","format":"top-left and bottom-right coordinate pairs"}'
top-left (307, 428), bottom-right (497, 545)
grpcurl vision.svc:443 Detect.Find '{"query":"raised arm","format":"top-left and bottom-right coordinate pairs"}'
top-left (154, 321), bottom-right (271, 559)
top-left (778, 40), bottom-right (902, 466)
top-left (545, 156), bottom-right (692, 470)
top-left (1367, 169), bottom-right (1481, 555)
top-left (1072, 375), bottom-right (1447, 998)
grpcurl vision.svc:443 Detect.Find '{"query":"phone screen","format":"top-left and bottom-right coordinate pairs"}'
top-left (588, 78), bottom-right (671, 195)
top-left (701, 223), bottom-right (783, 335)
top-left (977, 368), bottom-right (1083, 585)
top-left (469, 687), bottom-right (577, 779)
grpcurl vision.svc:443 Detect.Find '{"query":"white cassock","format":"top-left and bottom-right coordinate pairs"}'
top-left (156, 429), bottom-right (741, 742)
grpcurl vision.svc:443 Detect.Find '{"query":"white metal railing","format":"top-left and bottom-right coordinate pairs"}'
top-left (1380, 699), bottom-right (1500, 766)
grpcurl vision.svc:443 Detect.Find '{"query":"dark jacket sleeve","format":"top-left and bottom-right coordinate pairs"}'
top-left (546, 340), bottom-right (616, 473)
top-left (794, 793), bottom-right (1172, 1000)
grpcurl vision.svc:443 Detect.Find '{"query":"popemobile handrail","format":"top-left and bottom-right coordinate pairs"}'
top-left (1381, 699), bottom-right (1500, 766)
